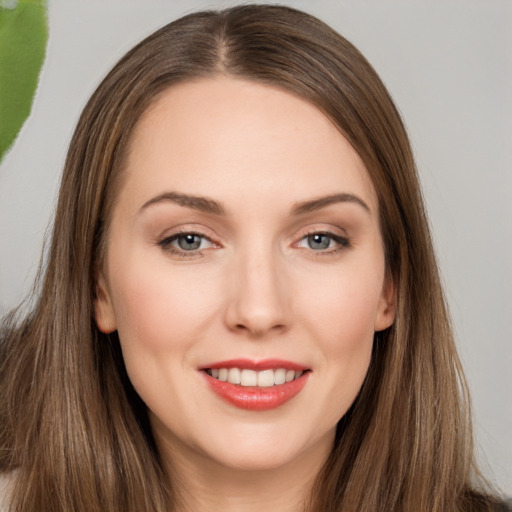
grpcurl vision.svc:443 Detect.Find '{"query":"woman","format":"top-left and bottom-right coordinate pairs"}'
top-left (0, 4), bottom-right (507, 511)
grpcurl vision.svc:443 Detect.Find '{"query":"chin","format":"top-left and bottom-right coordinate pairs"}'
top-left (192, 421), bottom-right (335, 474)
top-left (203, 444), bottom-right (304, 472)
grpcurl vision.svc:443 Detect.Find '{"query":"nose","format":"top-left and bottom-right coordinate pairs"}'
top-left (224, 247), bottom-right (290, 338)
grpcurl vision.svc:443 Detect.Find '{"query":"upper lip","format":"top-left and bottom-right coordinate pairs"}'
top-left (199, 358), bottom-right (309, 372)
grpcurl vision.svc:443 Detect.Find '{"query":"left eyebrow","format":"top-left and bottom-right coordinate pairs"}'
top-left (291, 193), bottom-right (371, 215)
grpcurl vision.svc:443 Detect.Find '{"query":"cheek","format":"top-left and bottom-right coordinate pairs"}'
top-left (107, 259), bottom-right (224, 419)
top-left (295, 255), bottom-right (384, 412)
top-left (299, 262), bottom-right (384, 350)
top-left (109, 258), bottom-right (221, 355)
top-left (301, 269), bottom-right (381, 421)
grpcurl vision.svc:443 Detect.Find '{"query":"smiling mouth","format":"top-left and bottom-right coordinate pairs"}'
top-left (204, 367), bottom-right (305, 388)
top-left (201, 362), bottom-right (311, 410)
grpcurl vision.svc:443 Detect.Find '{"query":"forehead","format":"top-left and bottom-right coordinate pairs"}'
top-left (120, 77), bottom-right (377, 214)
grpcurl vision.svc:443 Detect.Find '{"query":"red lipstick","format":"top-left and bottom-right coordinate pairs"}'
top-left (200, 359), bottom-right (310, 411)
top-left (203, 358), bottom-right (307, 371)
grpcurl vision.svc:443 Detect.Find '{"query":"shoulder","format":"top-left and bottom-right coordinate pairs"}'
top-left (500, 498), bottom-right (512, 512)
top-left (488, 497), bottom-right (512, 512)
top-left (0, 471), bottom-right (15, 511)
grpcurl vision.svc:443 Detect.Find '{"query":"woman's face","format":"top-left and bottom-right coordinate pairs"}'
top-left (94, 77), bottom-right (395, 473)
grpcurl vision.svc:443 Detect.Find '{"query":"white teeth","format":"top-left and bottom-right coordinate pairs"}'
top-left (227, 367), bottom-right (241, 385)
top-left (274, 368), bottom-right (286, 385)
top-left (207, 367), bottom-right (305, 387)
top-left (241, 369), bottom-right (258, 386)
top-left (257, 369), bottom-right (274, 387)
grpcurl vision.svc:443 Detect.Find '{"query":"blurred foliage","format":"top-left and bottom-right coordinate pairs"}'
top-left (0, 0), bottom-right (48, 163)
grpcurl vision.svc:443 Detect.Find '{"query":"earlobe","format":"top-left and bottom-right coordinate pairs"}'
top-left (93, 271), bottom-right (117, 333)
top-left (374, 274), bottom-right (396, 332)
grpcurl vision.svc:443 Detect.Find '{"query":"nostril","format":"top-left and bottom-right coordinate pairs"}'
top-left (232, 321), bottom-right (287, 336)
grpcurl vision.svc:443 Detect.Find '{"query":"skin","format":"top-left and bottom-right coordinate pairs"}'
top-left (94, 77), bottom-right (395, 512)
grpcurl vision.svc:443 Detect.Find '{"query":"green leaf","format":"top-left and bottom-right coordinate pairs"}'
top-left (0, 0), bottom-right (48, 163)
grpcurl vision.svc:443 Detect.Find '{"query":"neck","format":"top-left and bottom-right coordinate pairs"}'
top-left (158, 432), bottom-right (332, 512)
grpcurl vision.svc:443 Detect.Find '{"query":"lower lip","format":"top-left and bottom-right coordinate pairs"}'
top-left (203, 372), bottom-right (310, 411)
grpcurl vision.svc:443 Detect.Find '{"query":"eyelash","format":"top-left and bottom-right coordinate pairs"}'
top-left (158, 232), bottom-right (215, 258)
top-left (157, 230), bottom-right (351, 259)
top-left (295, 231), bottom-right (350, 255)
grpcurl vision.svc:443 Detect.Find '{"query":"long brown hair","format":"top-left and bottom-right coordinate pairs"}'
top-left (0, 5), bottom-right (503, 511)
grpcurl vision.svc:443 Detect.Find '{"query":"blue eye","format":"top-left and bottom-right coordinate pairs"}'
top-left (297, 232), bottom-right (349, 252)
top-left (307, 234), bottom-right (332, 250)
top-left (159, 233), bottom-right (213, 255)
top-left (175, 234), bottom-right (204, 251)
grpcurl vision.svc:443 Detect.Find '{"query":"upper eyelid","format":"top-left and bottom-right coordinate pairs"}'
top-left (157, 224), bottom-right (220, 242)
top-left (168, 230), bottom-right (211, 239)
top-left (293, 224), bottom-right (349, 240)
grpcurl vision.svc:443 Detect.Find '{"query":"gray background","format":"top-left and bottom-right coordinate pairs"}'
top-left (0, 0), bottom-right (510, 495)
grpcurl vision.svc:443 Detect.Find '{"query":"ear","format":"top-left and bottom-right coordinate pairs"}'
top-left (374, 273), bottom-right (396, 332)
top-left (93, 270), bottom-right (117, 333)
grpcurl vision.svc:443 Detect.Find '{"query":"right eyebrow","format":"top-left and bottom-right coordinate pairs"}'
top-left (138, 191), bottom-right (226, 216)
